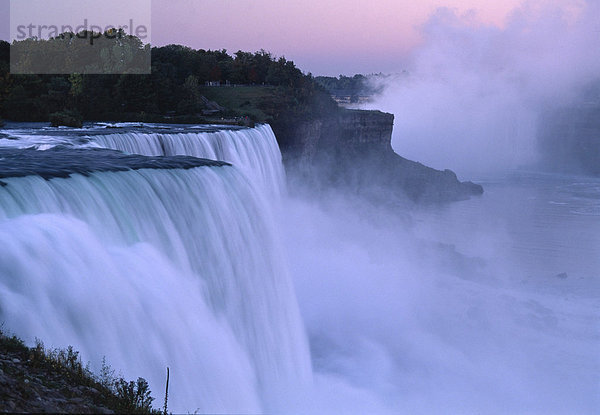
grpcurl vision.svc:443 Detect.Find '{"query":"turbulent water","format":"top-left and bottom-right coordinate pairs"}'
top-left (0, 123), bottom-right (285, 197)
top-left (0, 122), bottom-right (598, 414)
top-left (284, 172), bottom-right (600, 414)
top-left (0, 123), bottom-right (309, 413)
top-left (91, 124), bottom-right (285, 196)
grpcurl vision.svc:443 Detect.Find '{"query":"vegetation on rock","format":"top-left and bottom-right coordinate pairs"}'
top-left (0, 328), bottom-right (162, 414)
top-left (49, 109), bottom-right (83, 127)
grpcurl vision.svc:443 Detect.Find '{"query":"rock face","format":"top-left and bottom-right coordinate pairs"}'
top-left (538, 104), bottom-right (600, 176)
top-left (278, 109), bottom-right (395, 159)
top-left (0, 333), bottom-right (157, 414)
top-left (273, 108), bottom-right (483, 202)
top-left (0, 343), bottom-right (114, 413)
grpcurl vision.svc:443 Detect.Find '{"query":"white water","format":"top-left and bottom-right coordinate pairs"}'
top-left (284, 173), bottom-right (600, 414)
top-left (0, 123), bottom-right (285, 195)
top-left (0, 162), bottom-right (310, 412)
top-left (90, 124), bottom-right (286, 197)
top-left (0, 122), bottom-right (598, 414)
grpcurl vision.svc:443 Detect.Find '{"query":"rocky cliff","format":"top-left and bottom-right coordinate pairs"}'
top-left (273, 108), bottom-right (483, 203)
top-left (276, 109), bottom-right (394, 159)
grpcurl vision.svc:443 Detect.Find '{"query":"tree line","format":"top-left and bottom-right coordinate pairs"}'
top-left (0, 36), bottom-right (338, 123)
top-left (314, 74), bottom-right (385, 102)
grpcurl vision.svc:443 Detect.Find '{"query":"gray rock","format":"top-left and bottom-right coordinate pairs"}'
top-left (278, 109), bottom-right (484, 203)
top-left (555, 272), bottom-right (569, 279)
top-left (91, 405), bottom-right (115, 414)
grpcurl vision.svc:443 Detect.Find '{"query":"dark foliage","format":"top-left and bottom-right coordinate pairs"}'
top-left (114, 378), bottom-right (155, 414)
top-left (0, 37), bottom-right (338, 125)
top-left (49, 109), bottom-right (83, 127)
top-left (315, 74), bottom-right (385, 102)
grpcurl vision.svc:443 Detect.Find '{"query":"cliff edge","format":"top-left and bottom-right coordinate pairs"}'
top-left (273, 108), bottom-right (483, 203)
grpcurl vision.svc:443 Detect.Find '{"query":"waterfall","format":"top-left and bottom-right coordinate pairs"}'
top-left (90, 124), bottom-right (286, 197)
top-left (0, 140), bottom-right (311, 412)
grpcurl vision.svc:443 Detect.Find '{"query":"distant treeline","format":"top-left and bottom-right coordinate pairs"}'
top-left (0, 36), bottom-right (337, 123)
top-left (315, 74), bottom-right (385, 102)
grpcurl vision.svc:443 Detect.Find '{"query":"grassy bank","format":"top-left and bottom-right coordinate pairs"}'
top-left (199, 85), bottom-right (278, 122)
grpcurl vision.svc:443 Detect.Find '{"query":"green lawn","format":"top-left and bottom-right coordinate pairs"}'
top-left (199, 86), bottom-right (279, 122)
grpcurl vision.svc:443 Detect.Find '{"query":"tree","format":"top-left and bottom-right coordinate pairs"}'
top-left (177, 75), bottom-right (202, 114)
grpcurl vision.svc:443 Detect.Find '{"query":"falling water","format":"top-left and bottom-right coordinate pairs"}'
top-left (0, 129), bottom-right (310, 413)
top-left (90, 124), bottom-right (285, 196)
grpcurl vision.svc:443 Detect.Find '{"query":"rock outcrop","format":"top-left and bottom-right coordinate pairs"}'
top-left (0, 332), bottom-right (157, 414)
top-left (273, 108), bottom-right (483, 202)
top-left (0, 147), bottom-right (229, 184)
top-left (0, 353), bottom-right (114, 414)
top-left (49, 110), bottom-right (83, 128)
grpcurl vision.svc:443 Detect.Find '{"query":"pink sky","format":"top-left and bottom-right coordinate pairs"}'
top-left (0, 0), bottom-right (525, 75)
top-left (151, 0), bottom-right (524, 75)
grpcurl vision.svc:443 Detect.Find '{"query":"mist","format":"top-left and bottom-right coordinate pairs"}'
top-left (281, 181), bottom-right (599, 414)
top-left (367, 0), bottom-right (600, 177)
top-left (280, 3), bottom-right (600, 411)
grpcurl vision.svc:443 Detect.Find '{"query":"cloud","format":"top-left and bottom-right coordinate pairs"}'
top-left (369, 0), bottom-right (600, 176)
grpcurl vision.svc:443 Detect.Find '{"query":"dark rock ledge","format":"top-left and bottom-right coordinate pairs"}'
top-left (0, 147), bottom-right (229, 184)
